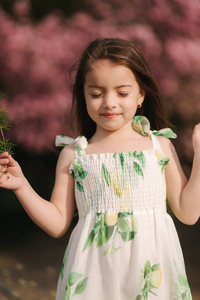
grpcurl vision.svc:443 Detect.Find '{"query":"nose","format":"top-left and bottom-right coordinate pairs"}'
top-left (102, 93), bottom-right (117, 109)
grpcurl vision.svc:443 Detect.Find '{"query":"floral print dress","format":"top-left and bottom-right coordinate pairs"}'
top-left (55, 116), bottom-right (192, 300)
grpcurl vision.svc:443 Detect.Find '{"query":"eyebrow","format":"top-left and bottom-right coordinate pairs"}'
top-left (88, 84), bottom-right (133, 89)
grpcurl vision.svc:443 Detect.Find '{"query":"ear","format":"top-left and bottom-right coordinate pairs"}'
top-left (138, 90), bottom-right (145, 107)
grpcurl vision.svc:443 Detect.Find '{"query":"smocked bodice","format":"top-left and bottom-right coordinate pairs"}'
top-left (69, 138), bottom-right (169, 218)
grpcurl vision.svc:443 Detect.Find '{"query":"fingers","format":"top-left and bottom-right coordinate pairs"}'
top-left (0, 152), bottom-right (15, 166)
top-left (0, 152), bottom-right (9, 158)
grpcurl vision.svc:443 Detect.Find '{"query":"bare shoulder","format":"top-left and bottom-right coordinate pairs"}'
top-left (56, 143), bottom-right (75, 172)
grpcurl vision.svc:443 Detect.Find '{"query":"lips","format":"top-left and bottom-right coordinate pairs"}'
top-left (101, 113), bottom-right (120, 119)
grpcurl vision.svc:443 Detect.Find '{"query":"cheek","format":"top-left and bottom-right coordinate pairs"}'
top-left (85, 101), bottom-right (98, 119)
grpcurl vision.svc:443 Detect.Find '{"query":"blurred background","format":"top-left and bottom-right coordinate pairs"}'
top-left (0, 0), bottom-right (199, 299)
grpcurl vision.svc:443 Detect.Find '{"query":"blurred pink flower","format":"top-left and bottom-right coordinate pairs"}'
top-left (13, 0), bottom-right (31, 19)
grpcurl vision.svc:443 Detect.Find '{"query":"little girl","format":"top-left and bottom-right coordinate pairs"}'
top-left (0, 38), bottom-right (199, 299)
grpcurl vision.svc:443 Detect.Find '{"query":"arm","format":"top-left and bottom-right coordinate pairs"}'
top-left (160, 125), bottom-right (200, 225)
top-left (0, 146), bottom-right (76, 237)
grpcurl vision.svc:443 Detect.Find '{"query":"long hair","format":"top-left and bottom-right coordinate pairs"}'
top-left (71, 38), bottom-right (169, 139)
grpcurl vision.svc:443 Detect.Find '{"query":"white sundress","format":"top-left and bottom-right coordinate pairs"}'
top-left (55, 116), bottom-right (192, 300)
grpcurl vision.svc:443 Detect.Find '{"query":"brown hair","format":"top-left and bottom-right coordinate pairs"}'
top-left (71, 38), bottom-right (169, 139)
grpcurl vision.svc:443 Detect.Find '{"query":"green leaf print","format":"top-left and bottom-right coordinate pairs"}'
top-left (94, 220), bottom-right (102, 234)
top-left (118, 212), bottom-right (133, 218)
top-left (78, 168), bottom-right (88, 179)
top-left (172, 260), bottom-right (192, 300)
top-left (68, 272), bottom-right (84, 287)
top-left (65, 272), bottom-right (89, 300)
top-left (135, 296), bottom-right (142, 300)
top-left (82, 230), bottom-right (95, 251)
top-left (152, 264), bottom-right (160, 272)
top-left (82, 212), bottom-right (138, 256)
top-left (136, 260), bottom-right (162, 299)
top-left (177, 274), bottom-right (189, 287)
top-left (121, 231), bottom-right (136, 242)
top-left (119, 152), bottom-right (125, 171)
top-left (118, 217), bottom-right (130, 232)
top-left (95, 225), bottom-right (115, 247)
top-left (65, 284), bottom-right (71, 300)
top-left (144, 260), bottom-right (152, 278)
top-left (158, 159), bottom-right (169, 173)
top-left (60, 255), bottom-right (66, 281)
top-left (76, 181), bottom-right (84, 192)
top-left (71, 161), bottom-right (88, 191)
top-left (134, 151), bottom-right (145, 168)
top-left (73, 277), bottom-right (88, 295)
top-left (133, 161), bottom-right (144, 177)
top-left (102, 164), bottom-right (111, 187)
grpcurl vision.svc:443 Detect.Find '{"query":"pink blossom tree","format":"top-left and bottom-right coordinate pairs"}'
top-left (0, 0), bottom-right (200, 168)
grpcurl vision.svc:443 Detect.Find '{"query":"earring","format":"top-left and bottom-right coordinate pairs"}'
top-left (137, 104), bottom-right (142, 108)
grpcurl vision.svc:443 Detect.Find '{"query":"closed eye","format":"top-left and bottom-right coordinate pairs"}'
top-left (91, 94), bottom-right (102, 98)
top-left (118, 93), bottom-right (128, 97)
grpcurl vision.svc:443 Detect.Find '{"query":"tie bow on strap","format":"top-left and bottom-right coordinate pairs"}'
top-left (55, 135), bottom-right (88, 149)
top-left (132, 115), bottom-right (177, 139)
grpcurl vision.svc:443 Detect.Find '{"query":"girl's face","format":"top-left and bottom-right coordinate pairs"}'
top-left (84, 59), bottom-right (145, 136)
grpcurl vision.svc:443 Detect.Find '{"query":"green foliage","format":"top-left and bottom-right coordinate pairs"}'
top-left (0, 94), bottom-right (15, 155)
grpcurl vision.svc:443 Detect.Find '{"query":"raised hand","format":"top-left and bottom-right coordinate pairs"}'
top-left (0, 152), bottom-right (25, 191)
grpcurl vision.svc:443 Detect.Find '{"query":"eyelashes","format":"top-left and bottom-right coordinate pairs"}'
top-left (90, 93), bottom-right (129, 99)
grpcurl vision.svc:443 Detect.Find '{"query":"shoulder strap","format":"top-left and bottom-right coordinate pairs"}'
top-left (55, 135), bottom-right (88, 158)
top-left (150, 133), bottom-right (162, 151)
top-left (74, 145), bottom-right (86, 159)
top-left (74, 136), bottom-right (88, 159)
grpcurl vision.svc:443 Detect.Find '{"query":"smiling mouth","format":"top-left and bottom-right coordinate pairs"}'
top-left (101, 113), bottom-right (120, 119)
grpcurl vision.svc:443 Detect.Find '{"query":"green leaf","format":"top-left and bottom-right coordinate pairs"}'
top-left (102, 164), bottom-right (111, 186)
top-left (121, 230), bottom-right (136, 242)
top-left (118, 217), bottom-right (130, 232)
top-left (144, 260), bottom-right (151, 278)
top-left (134, 151), bottom-right (145, 168)
top-left (74, 277), bottom-right (88, 295)
top-left (129, 231), bottom-right (137, 240)
top-left (135, 295), bottom-right (142, 300)
top-left (68, 272), bottom-right (83, 287)
top-left (177, 274), bottom-right (189, 287)
top-left (78, 169), bottom-right (88, 179)
top-left (118, 153), bottom-right (125, 171)
top-left (152, 263), bottom-right (160, 272)
top-left (95, 225), bottom-right (114, 247)
top-left (103, 245), bottom-right (111, 256)
top-left (121, 232), bottom-right (129, 242)
top-left (94, 221), bottom-right (102, 234)
top-left (77, 166), bottom-right (88, 179)
top-left (70, 170), bottom-right (75, 178)
top-left (133, 161), bottom-right (144, 177)
top-left (0, 102), bottom-right (16, 155)
top-left (118, 212), bottom-right (133, 218)
top-left (76, 181), bottom-right (84, 192)
top-left (181, 292), bottom-right (187, 299)
top-left (60, 255), bottom-right (67, 280)
top-left (64, 284), bottom-right (71, 300)
top-left (82, 230), bottom-right (95, 252)
top-left (149, 289), bottom-right (158, 296)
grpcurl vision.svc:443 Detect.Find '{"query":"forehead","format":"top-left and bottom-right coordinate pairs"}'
top-left (85, 59), bottom-right (137, 83)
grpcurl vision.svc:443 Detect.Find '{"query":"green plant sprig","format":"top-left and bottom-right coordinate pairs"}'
top-left (0, 94), bottom-right (15, 156)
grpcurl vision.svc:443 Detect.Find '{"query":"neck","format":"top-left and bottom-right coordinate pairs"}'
top-left (90, 124), bottom-right (138, 143)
